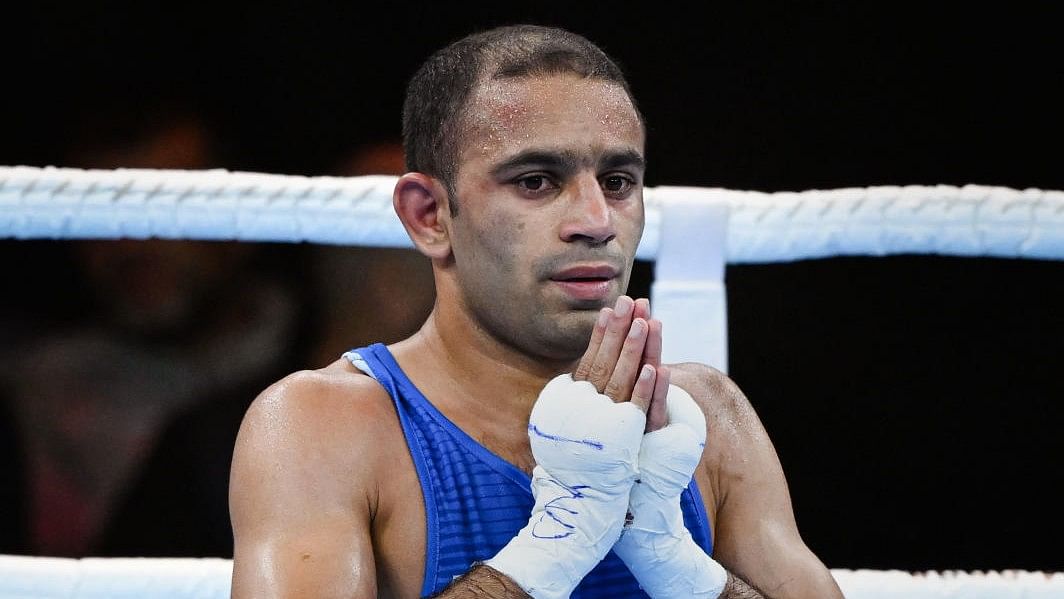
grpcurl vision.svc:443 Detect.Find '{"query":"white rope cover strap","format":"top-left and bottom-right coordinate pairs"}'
top-left (2, 166), bottom-right (1063, 262)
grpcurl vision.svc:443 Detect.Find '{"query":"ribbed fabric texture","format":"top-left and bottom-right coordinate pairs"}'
top-left (349, 343), bottom-right (714, 598)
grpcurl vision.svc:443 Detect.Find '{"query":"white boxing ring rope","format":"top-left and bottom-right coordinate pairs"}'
top-left (2, 165), bottom-right (1064, 598)
top-left (4, 166), bottom-right (1063, 259)
top-left (5, 165), bottom-right (1063, 372)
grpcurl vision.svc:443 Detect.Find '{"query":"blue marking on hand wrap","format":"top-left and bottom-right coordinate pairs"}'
top-left (532, 478), bottom-right (590, 539)
top-left (528, 424), bottom-right (604, 450)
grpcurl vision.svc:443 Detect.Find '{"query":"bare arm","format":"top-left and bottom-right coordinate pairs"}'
top-left (229, 371), bottom-right (382, 599)
top-left (429, 564), bottom-right (529, 598)
top-left (675, 364), bottom-right (844, 598)
top-left (231, 368), bottom-right (537, 599)
top-left (722, 573), bottom-right (771, 598)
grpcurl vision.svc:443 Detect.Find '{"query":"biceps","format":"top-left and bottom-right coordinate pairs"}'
top-left (231, 518), bottom-right (376, 599)
top-left (229, 435), bottom-right (377, 598)
top-left (711, 441), bottom-right (818, 594)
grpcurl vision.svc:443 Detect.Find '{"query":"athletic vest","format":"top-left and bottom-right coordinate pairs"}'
top-left (346, 343), bottom-right (714, 598)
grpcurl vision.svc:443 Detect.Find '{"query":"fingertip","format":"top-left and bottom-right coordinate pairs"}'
top-left (640, 363), bottom-right (655, 380)
top-left (628, 317), bottom-right (648, 338)
top-left (634, 297), bottom-right (650, 319)
top-left (630, 364), bottom-right (656, 412)
top-left (596, 307), bottom-right (611, 328)
top-left (647, 364), bottom-right (670, 431)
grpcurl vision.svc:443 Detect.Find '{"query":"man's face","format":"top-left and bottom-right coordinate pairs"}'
top-left (446, 73), bottom-right (646, 360)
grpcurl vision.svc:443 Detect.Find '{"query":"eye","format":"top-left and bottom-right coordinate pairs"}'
top-left (521, 175), bottom-right (547, 191)
top-left (515, 174), bottom-right (558, 194)
top-left (601, 174), bottom-right (635, 196)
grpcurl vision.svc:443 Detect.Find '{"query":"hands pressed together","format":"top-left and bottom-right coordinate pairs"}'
top-left (485, 296), bottom-right (728, 599)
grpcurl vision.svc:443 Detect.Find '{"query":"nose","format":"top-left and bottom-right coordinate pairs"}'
top-left (559, 174), bottom-right (616, 245)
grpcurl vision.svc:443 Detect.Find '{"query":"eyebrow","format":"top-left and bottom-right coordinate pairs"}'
top-left (490, 148), bottom-right (645, 178)
top-left (600, 149), bottom-right (646, 172)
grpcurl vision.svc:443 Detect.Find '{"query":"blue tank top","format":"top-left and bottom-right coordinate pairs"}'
top-left (347, 343), bottom-right (714, 598)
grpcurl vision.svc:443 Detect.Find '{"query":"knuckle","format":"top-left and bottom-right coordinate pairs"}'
top-left (589, 362), bottom-right (611, 382)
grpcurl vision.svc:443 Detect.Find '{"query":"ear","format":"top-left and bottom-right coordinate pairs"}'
top-left (393, 172), bottom-right (452, 260)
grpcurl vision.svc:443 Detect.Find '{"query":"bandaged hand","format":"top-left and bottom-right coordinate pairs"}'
top-left (485, 297), bottom-right (655, 598)
top-left (613, 383), bottom-right (728, 598)
top-left (485, 374), bottom-right (645, 598)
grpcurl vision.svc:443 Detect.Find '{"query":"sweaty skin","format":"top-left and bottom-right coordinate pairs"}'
top-left (228, 73), bottom-right (844, 598)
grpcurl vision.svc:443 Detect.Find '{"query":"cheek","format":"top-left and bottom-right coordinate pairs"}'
top-left (616, 202), bottom-right (645, 245)
top-left (487, 215), bottom-right (527, 273)
top-left (463, 212), bottom-right (525, 276)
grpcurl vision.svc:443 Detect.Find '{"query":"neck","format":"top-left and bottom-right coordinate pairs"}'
top-left (393, 302), bottom-right (577, 419)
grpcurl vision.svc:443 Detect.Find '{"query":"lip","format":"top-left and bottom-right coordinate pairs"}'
top-left (549, 264), bottom-right (620, 281)
top-left (549, 264), bottom-right (619, 301)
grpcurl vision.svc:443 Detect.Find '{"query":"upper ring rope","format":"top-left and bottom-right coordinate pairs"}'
top-left (2, 165), bottom-right (1062, 262)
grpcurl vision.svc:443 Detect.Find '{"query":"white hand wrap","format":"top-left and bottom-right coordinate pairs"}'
top-left (613, 384), bottom-right (728, 598)
top-left (484, 374), bottom-right (646, 599)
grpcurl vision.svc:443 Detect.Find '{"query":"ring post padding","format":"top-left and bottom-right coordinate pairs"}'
top-left (649, 187), bottom-right (730, 372)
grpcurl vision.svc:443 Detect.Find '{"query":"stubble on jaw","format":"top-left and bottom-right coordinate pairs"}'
top-left (451, 215), bottom-right (592, 362)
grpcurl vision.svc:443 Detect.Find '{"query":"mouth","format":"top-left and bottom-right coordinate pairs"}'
top-left (548, 265), bottom-right (619, 302)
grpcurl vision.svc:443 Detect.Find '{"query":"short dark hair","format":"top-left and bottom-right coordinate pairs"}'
top-left (401, 24), bottom-right (643, 214)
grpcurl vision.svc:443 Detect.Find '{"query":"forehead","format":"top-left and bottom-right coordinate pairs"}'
top-left (460, 74), bottom-right (645, 162)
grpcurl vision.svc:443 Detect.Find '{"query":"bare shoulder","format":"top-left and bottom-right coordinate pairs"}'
top-left (245, 357), bottom-right (396, 424)
top-left (229, 361), bottom-right (405, 598)
top-left (239, 358), bottom-right (399, 454)
top-left (667, 367), bottom-right (844, 597)
top-left (231, 358), bottom-right (403, 510)
top-left (666, 362), bottom-right (777, 503)
top-left (667, 362), bottom-right (761, 428)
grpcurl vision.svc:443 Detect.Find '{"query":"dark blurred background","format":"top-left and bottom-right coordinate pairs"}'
top-left (1, 1), bottom-right (1062, 573)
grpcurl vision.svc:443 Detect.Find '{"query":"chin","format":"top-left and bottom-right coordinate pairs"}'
top-left (538, 311), bottom-right (597, 359)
